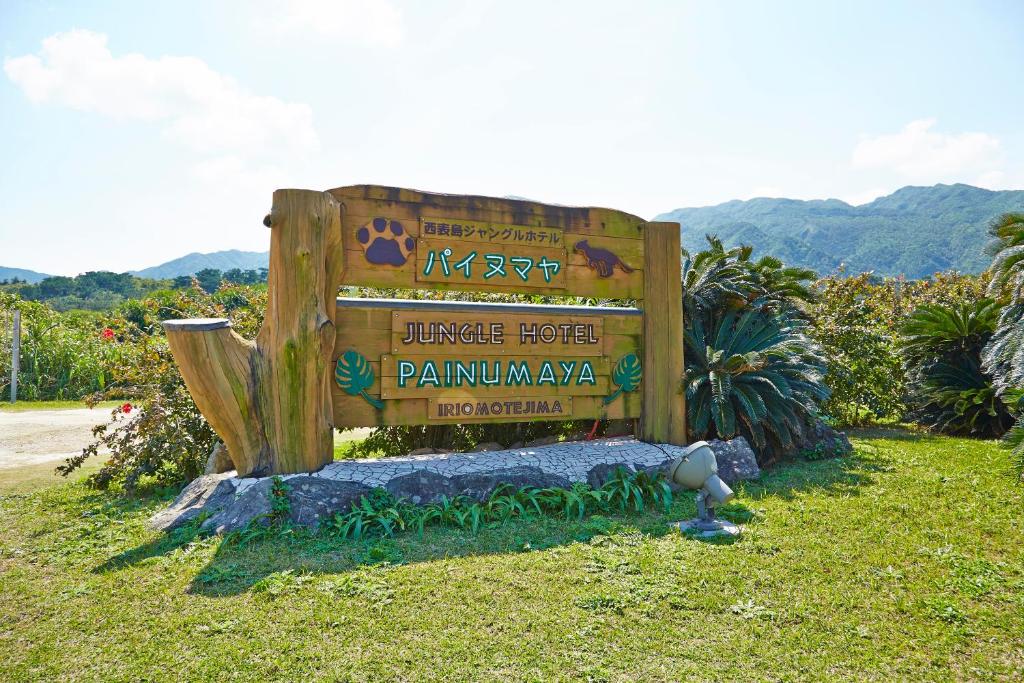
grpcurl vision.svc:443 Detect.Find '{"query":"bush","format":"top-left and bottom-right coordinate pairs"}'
top-left (0, 292), bottom-right (124, 400)
top-left (59, 283), bottom-right (267, 491)
top-left (685, 308), bottom-right (829, 452)
top-left (900, 299), bottom-right (1014, 438)
top-left (810, 272), bottom-right (989, 427)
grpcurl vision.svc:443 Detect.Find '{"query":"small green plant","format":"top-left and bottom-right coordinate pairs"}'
top-left (268, 476), bottom-right (291, 522)
top-left (328, 488), bottom-right (408, 540)
top-left (322, 469), bottom-right (677, 541)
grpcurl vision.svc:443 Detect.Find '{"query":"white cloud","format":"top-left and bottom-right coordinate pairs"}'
top-left (262, 0), bottom-right (404, 47)
top-left (852, 118), bottom-right (1002, 182)
top-left (4, 30), bottom-right (318, 155)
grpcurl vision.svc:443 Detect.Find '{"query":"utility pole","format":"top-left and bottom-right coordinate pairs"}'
top-left (10, 310), bottom-right (19, 403)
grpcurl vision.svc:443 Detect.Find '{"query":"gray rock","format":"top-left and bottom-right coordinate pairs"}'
top-left (408, 447), bottom-right (439, 456)
top-left (452, 466), bottom-right (570, 500)
top-left (200, 478), bottom-right (276, 534)
top-left (469, 441), bottom-right (505, 453)
top-left (204, 441), bottom-right (235, 475)
top-left (385, 469), bottom-right (459, 505)
top-left (286, 476), bottom-right (372, 528)
top-left (524, 435), bottom-right (560, 448)
top-left (586, 462), bottom-right (635, 489)
top-left (148, 472), bottom-right (237, 531)
top-left (805, 420), bottom-right (853, 456)
top-left (706, 437), bottom-right (760, 485)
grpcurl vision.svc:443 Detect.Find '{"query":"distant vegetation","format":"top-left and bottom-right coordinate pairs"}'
top-left (657, 183), bottom-right (1024, 279)
top-left (0, 268), bottom-right (267, 311)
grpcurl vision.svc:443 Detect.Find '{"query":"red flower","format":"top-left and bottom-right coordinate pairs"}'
top-left (101, 328), bottom-right (115, 340)
top-left (121, 403), bottom-right (132, 414)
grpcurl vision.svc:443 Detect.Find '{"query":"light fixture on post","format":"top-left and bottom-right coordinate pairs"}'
top-left (667, 441), bottom-right (741, 537)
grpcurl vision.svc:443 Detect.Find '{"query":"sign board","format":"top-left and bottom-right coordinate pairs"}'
top-left (331, 298), bottom-right (642, 427)
top-left (164, 186), bottom-right (685, 477)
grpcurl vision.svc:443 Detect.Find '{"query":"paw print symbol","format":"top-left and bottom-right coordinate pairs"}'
top-left (356, 217), bottom-right (416, 267)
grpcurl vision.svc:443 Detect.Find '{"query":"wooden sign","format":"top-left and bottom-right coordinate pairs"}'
top-left (164, 186), bottom-right (685, 478)
top-left (332, 298), bottom-right (641, 426)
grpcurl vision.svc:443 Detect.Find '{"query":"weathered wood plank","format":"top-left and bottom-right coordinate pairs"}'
top-left (329, 185), bottom-right (647, 240)
top-left (331, 389), bottom-right (641, 427)
top-left (639, 221), bottom-right (686, 445)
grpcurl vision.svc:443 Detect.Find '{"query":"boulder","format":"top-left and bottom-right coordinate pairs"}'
top-left (204, 441), bottom-right (235, 475)
top-left (803, 420), bottom-right (853, 456)
top-left (706, 437), bottom-right (760, 485)
top-left (452, 466), bottom-right (570, 500)
top-left (199, 478), bottom-right (276, 534)
top-left (586, 462), bottom-right (636, 489)
top-left (385, 469), bottom-right (459, 505)
top-left (148, 472), bottom-right (237, 532)
top-left (524, 435), bottom-right (560, 448)
top-left (285, 477), bottom-right (372, 528)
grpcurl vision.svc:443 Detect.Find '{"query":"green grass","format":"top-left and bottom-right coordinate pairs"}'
top-left (1, 429), bottom-right (1021, 681)
top-left (0, 399), bottom-right (121, 412)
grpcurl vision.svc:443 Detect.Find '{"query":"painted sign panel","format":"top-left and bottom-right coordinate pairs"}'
top-left (429, 396), bottom-right (573, 421)
top-left (337, 191), bottom-right (646, 299)
top-left (390, 311), bottom-right (603, 356)
top-left (415, 239), bottom-right (567, 289)
top-left (420, 218), bottom-right (563, 248)
top-left (330, 298), bottom-right (643, 426)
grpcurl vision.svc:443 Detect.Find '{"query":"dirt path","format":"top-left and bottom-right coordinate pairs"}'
top-left (0, 408), bottom-right (117, 470)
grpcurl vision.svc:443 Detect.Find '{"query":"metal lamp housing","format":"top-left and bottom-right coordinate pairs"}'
top-left (667, 441), bottom-right (735, 505)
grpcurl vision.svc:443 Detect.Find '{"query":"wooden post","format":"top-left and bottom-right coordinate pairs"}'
top-left (639, 221), bottom-right (686, 445)
top-left (164, 190), bottom-right (343, 476)
top-left (10, 310), bottom-right (20, 403)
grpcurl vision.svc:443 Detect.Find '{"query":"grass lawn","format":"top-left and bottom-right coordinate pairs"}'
top-left (0, 399), bottom-right (122, 412)
top-left (1, 429), bottom-right (1021, 681)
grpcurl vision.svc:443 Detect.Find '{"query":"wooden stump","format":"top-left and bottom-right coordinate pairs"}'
top-left (164, 190), bottom-right (343, 476)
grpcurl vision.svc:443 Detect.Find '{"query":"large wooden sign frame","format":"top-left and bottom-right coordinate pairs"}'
top-left (164, 187), bottom-right (685, 477)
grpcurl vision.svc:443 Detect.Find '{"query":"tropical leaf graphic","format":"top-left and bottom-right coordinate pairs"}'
top-left (603, 353), bottom-right (642, 405)
top-left (335, 349), bottom-right (384, 410)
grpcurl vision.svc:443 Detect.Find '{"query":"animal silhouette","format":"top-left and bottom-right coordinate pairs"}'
top-left (573, 240), bottom-right (634, 278)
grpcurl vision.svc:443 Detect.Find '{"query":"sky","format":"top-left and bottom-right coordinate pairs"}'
top-left (2, 0), bottom-right (1023, 275)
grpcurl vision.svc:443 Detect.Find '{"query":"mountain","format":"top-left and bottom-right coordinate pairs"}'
top-left (131, 249), bottom-right (269, 279)
top-left (655, 183), bottom-right (1024, 279)
top-left (0, 266), bottom-right (53, 283)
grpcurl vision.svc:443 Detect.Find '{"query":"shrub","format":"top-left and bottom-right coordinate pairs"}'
top-left (900, 300), bottom-right (1014, 438)
top-left (59, 283), bottom-right (267, 491)
top-left (0, 293), bottom-right (122, 400)
top-left (685, 308), bottom-right (829, 453)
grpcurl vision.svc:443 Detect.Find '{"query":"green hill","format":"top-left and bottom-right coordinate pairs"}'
top-left (131, 249), bottom-right (268, 279)
top-left (655, 183), bottom-right (1024, 278)
top-left (0, 266), bottom-right (52, 284)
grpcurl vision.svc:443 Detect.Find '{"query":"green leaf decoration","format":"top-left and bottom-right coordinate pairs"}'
top-left (603, 352), bottom-right (642, 405)
top-left (335, 349), bottom-right (384, 410)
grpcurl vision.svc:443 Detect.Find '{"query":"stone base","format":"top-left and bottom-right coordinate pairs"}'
top-left (149, 436), bottom-right (761, 534)
top-left (676, 518), bottom-right (742, 538)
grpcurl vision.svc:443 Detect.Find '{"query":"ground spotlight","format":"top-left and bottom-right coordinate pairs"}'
top-left (667, 441), bottom-right (741, 537)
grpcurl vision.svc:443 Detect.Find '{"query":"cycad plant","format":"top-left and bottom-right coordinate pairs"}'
top-left (900, 299), bottom-right (1014, 437)
top-left (685, 308), bottom-right (829, 451)
top-left (982, 212), bottom-right (1024, 392)
top-left (982, 212), bottom-right (1024, 475)
top-left (681, 236), bottom-right (757, 320)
